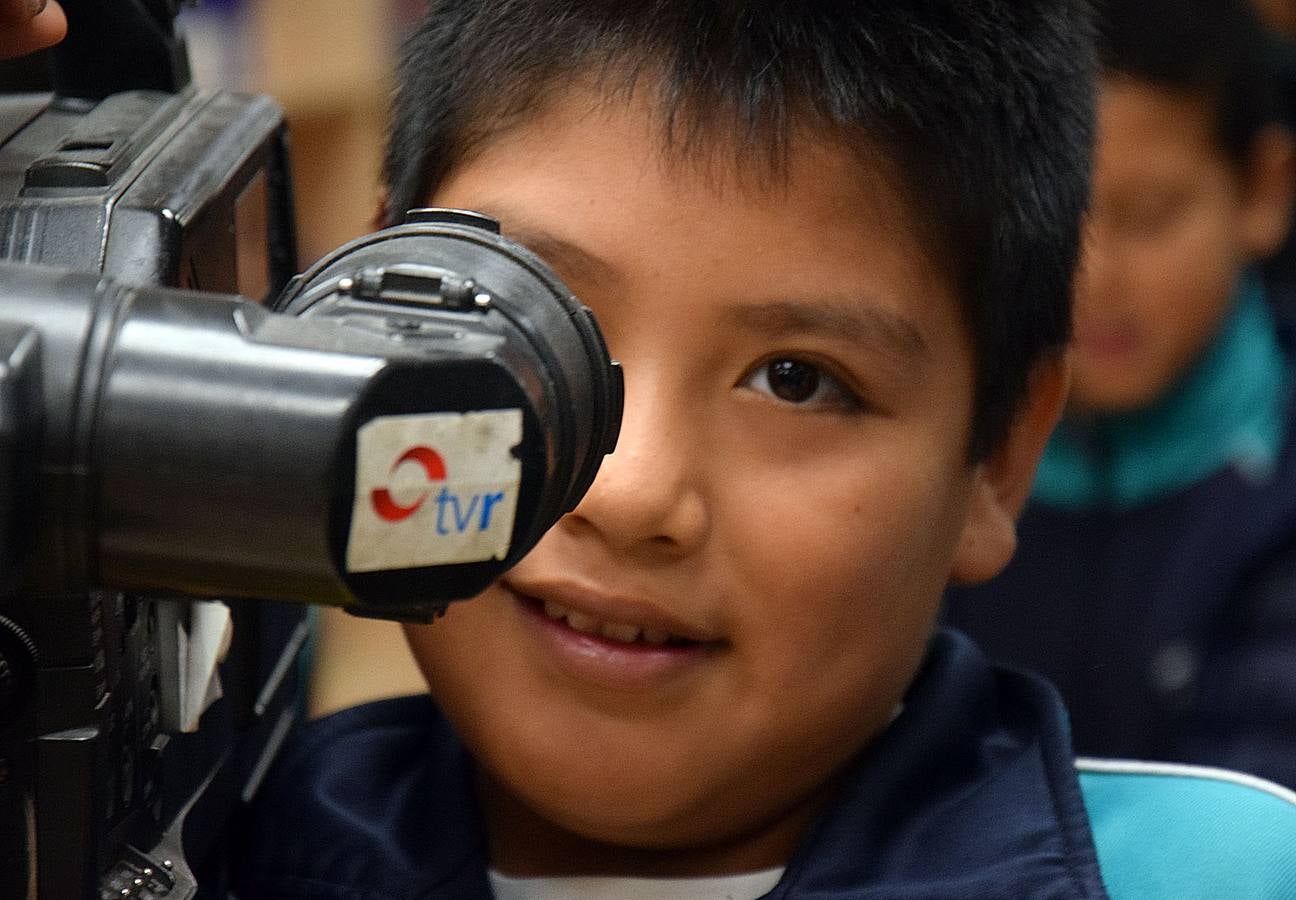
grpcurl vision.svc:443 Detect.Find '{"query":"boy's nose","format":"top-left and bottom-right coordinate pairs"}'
top-left (560, 369), bottom-right (710, 557)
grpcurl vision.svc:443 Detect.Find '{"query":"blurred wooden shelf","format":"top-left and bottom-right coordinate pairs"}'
top-left (243, 0), bottom-right (397, 261)
top-left (309, 607), bottom-right (427, 718)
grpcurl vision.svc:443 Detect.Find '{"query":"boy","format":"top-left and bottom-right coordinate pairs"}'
top-left (948, 0), bottom-right (1296, 790)
top-left (235, 2), bottom-right (1296, 897)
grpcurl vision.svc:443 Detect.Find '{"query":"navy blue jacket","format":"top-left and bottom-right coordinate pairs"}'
top-left (946, 409), bottom-right (1296, 790)
top-left (230, 629), bottom-right (1112, 899)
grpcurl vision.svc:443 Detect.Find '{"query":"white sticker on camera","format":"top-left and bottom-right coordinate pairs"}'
top-left (346, 409), bottom-right (523, 572)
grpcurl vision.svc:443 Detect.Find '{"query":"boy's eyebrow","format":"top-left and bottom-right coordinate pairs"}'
top-left (477, 208), bottom-right (926, 360)
top-left (723, 299), bottom-right (929, 361)
top-left (485, 216), bottom-right (622, 285)
top-left (513, 233), bottom-right (621, 283)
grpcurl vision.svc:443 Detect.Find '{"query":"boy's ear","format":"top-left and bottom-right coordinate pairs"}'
top-left (949, 354), bottom-right (1069, 585)
top-left (1240, 124), bottom-right (1296, 261)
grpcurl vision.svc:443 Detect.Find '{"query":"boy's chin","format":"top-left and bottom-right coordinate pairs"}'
top-left (476, 761), bottom-right (829, 875)
top-left (1068, 371), bottom-right (1170, 415)
top-left (1069, 346), bottom-right (1195, 415)
top-left (461, 686), bottom-right (892, 874)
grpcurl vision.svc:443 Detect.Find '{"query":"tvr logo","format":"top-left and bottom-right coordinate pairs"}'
top-left (370, 444), bottom-right (507, 534)
top-left (347, 409), bottom-right (523, 572)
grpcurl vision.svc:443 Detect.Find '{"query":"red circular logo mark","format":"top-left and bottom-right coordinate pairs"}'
top-left (370, 446), bottom-right (446, 522)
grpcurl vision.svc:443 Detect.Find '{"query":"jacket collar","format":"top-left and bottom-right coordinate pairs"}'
top-left (766, 628), bottom-right (1108, 899)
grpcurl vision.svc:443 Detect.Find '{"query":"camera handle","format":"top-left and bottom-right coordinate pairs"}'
top-left (50, 0), bottom-right (189, 101)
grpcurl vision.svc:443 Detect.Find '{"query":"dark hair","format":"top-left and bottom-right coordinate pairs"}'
top-left (1096, 0), bottom-right (1282, 161)
top-left (384, 1), bottom-right (1096, 460)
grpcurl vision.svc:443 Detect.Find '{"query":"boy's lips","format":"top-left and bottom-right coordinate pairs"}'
top-left (1073, 322), bottom-right (1142, 359)
top-left (502, 577), bottom-right (725, 644)
top-left (501, 578), bottom-right (727, 685)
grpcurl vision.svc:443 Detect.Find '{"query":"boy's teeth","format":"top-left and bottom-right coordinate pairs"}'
top-left (537, 598), bottom-right (671, 645)
top-left (599, 621), bottom-right (642, 643)
top-left (564, 610), bottom-right (599, 634)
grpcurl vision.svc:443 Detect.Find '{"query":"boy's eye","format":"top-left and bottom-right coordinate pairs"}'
top-left (766, 359), bottom-right (819, 402)
top-left (741, 357), bottom-right (861, 411)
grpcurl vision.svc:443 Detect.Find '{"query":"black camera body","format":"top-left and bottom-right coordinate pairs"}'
top-left (0, 5), bottom-right (621, 898)
top-left (0, 83), bottom-right (295, 298)
top-left (0, 78), bottom-right (305, 900)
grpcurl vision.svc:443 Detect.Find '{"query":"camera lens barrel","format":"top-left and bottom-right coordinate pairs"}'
top-left (0, 211), bottom-right (620, 618)
top-left (275, 210), bottom-right (623, 615)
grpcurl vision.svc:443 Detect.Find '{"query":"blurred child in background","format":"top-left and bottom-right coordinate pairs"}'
top-left (948, 0), bottom-right (1296, 789)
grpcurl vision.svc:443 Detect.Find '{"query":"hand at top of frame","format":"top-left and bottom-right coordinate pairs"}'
top-left (0, 0), bottom-right (66, 60)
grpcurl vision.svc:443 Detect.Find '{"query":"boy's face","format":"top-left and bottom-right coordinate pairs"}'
top-left (404, 86), bottom-right (1051, 874)
top-left (1072, 76), bottom-right (1291, 413)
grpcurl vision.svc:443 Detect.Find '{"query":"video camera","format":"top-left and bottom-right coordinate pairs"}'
top-left (0, 2), bottom-right (622, 897)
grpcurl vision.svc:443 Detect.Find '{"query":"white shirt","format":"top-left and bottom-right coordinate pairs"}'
top-left (487, 867), bottom-right (786, 900)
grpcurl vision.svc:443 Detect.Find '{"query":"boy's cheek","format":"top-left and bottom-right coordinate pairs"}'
top-left (724, 499), bottom-right (964, 658)
top-left (402, 586), bottom-right (513, 673)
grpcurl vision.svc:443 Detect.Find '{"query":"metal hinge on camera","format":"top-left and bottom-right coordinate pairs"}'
top-left (335, 265), bottom-right (494, 311)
